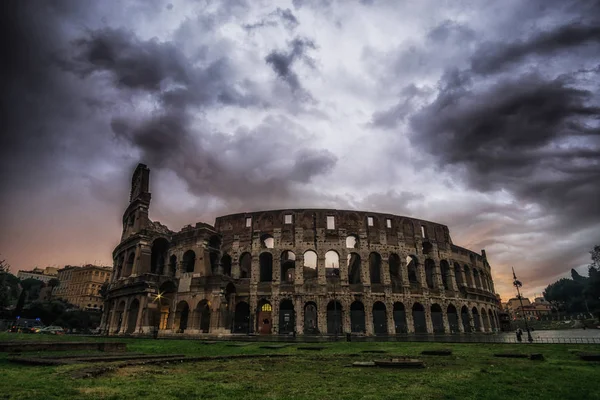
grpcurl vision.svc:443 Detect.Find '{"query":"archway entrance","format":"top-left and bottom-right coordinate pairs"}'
top-left (412, 303), bottom-right (427, 333)
top-left (257, 301), bottom-right (272, 334)
top-left (472, 307), bottom-right (481, 331)
top-left (350, 301), bottom-right (366, 333)
top-left (126, 299), bottom-right (139, 334)
top-left (303, 302), bottom-right (318, 334)
top-left (327, 300), bottom-right (343, 335)
top-left (447, 304), bottom-right (459, 333)
top-left (233, 301), bottom-right (250, 333)
top-left (373, 302), bottom-right (388, 335)
top-left (196, 300), bottom-right (211, 333)
top-left (393, 302), bottom-right (407, 333)
top-left (175, 301), bottom-right (189, 333)
top-left (461, 306), bottom-right (471, 333)
top-left (279, 299), bottom-right (295, 334)
top-left (431, 304), bottom-right (444, 333)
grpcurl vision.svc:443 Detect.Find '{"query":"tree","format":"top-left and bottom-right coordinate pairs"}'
top-left (0, 256), bottom-right (20, 311)
top-left (47, 278), bottom-right (60, 300)
top-left (543, 278), bottom-right (586, 314)
top-left (20, 278), bottom-right (44, 302)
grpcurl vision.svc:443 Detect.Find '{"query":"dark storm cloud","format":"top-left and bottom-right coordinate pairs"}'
top-left (68, 28), bottom-right (335, 203)
top-left (410, 71), bottom-right (600, 227)
top-left (265, 38), bottom-right (316, 93)
top-left (472, 23), bottom-right (600, 75)
top-left (370, 84), bottom-right (430, 128)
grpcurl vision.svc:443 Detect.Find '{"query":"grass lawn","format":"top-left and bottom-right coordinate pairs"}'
top-left (1, 333), bottom-right (599, 400)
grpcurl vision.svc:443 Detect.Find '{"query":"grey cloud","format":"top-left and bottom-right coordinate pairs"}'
top-left (410, 71), bottom-right (600, 230)
top-left (370, 84), bottom-right (430, 128)
top-left (244, 7), bottom-right (299, 32)
top-left (427, 20), bottom-right (476, 43)
top-left (472, 23), bottom-right (600, 75)
top-left (265, 37), bottom-right (316, 93)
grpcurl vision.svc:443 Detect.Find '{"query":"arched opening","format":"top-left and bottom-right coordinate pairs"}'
top-left (327, 300), bottom-right (343, 335)
top-left (348, 252), bottom-right (361, 284)
top-left (223, 283), bottom-right (236, 331)
top-left (123, 253), bottom-right (135, 278)
top-left (259, 253), bottom-right (273, 282)
top-left (447, 304), bottom-right (459, 333)
top-left (126, 299), bottom-right (139, 334)
top-left (280, 251), bottom-right (296, 283)
top-left (461, 306), bottom-right (471, 333)
top-left (350, 301), bottom-right (366, 333)
top-left (261, 234), bottom-right (274, 249)
top-left (369, 252), bottom-right (382, 284)
top-left (464, 265), bottom-right (473, 287)
top-left (151, 238), bottom-right (169, 275)
top-left (481, 273), bottom-right (489, 291)
top-left (175, 301), bottom-right (190, 333)
top-left (345, 234), bottom-right (358, 248)
top-left (481, 307), bottom-right (490, 332)
top-left (425, 259), bottom-right (436, 289)
top-left (303, 250), bottom-right (318, 280)
top-left (393, 302), bottom-right (407, 333)
top-left (279, 299), bottom-right (295, 334)
top-left (257, 300), bottom-right (272, 334)
top-left (453, 262), bottom-right (463, 286)
top-left (412, 303), bottom-right (427, 333)
top-left (153, 281), bottom-right (176, 331)
top-left (239, 252), bottom-right (251, 279)
top-left (303, 302), bottom-right (319, 334)
top-left (373, 302), bottom-right (388, 335)
top-left (440, 260), bottom-right (450, 290)
top-left (422, 241), bottom-right (433, 255)
top-left (115, 301), bottom-right (126, 333)
top-left (407, 255), bottom-right (419, 286)
top-left (473, 269), bottom-right (482, 289)
top-left (488, 309), bottom-right (497, 331)
top-left (431, 304), bottom-right (444, 333)
top-left (183, 250), bottom-right (196, 273)
top-left (233, 301), bottom-right (250, 333)
top-left (221, 254), bottom-right (232, 277)
top-left (389, 253), bottom-right (402, 292)
top-left (169, 255), bottom-right (177, 277)
top-left (472, 307), bottom-right (481, 331)
top-left (325, 250), bottom-right (340, 278)
top-left (208, 236), bottom-right (221, 275)
top-left (196, 300), bottom-right (211, 333)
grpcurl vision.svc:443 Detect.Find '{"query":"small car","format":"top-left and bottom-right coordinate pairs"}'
top-left (39, 326), bottom-right (65, 335)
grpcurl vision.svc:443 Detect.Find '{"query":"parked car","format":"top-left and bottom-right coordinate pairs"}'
top-left (39, 326), bottom-right (65, 335)
top-left (8, 318), bottom-right (44, 333)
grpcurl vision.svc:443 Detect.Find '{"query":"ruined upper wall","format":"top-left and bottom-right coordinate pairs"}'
top-left (215, 208), bottom-right (455, 249)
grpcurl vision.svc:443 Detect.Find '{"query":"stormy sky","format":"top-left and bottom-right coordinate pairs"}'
top-left (1, 0), bottom-right (599, 301)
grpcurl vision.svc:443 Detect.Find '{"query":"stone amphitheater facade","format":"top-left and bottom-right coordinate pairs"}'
top-left (102, 164), bottom-right (501, 336)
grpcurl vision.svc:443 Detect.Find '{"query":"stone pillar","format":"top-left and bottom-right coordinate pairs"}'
top-left (405, 306), bottom-right (415, 334)
top-left (317, 297), bottom-right (327, 334)
top-left (342, 299), bottom-right (350, 334)
top-left (386, 302), bottom-right (395, 335)
top-left (131, 245), bottom-right (143, 276)
top-left (460, 268), bottom-right (469, 289)
top-left (317, 256), bottom-right (326, 285)
top-left (448, 267), bottom-right (459, 291)
top-left (249, 294), bottom-right (257, 334)
top-left (425, 307), bottom-right (433, 334)
top-left (442, 308), bottom-right (450, 333)
top-left (134, 295), bottom-right (146, 333)
top-left (456, 310), bottom-right (465, 333)
top-left (295, 297), bottom-right (303, 334)
top-left (251, 255), bottom-right (259, 285)
top-left (433, 260), bottom-right (443, 290)
top-left (272, 297), bottom-right (279, 334)
top-left (273, 255), bottom-right (280, 283)
top-left (381, 257), bottom-right (391, 285)
top-left (467, 308), bottom-right (475, 332)
top-left (365, 301), bottom-right (374, 336)
top-left (295, 254), bottom-right (304, 285)
top-left (119, 298), bottom-right (131, 334)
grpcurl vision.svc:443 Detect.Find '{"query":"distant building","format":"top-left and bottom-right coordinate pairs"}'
top-left (16, 266), bottom-right (58, 283)
top-left (506, 296), bottom-right (553, 320)
top-left (53, 265), bottom-right (112, 311)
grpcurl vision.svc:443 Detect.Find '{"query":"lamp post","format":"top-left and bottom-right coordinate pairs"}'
top-left (152, 292), bottom-right (163, 339)
top-left (512, 268), bottom-right (533, 343)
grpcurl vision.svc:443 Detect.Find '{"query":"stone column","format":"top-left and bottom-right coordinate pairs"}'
top-left (405, 306), bottom-right (415, 334)
top-left (442, 308), bottom-right (450, 333)
top-left (295, 253), bottom-right (304, 285)
top-left (365, 301), bottom-right (374, 336)
top-left (251, 255), bottom-right (259, 285)
top-left (456, 309), bottom-right (465, 333)
top-left (295, 296), bottom-right (303, 334)
top-left (433, 260), bottom-right (443, 290)
top-left (131, 245), bottom-right (143, 276)
top-left (448, 266), bottom-right (459, 291)
top-left (272, 297), bottom-right (279, 334)
top-left (381, 257), bottom-right (391, 285)
top-left (273, 255), bottom-right (280, 283)
top-left (425, 307), bottom-right (433, 334)
top-left (317, 255), bottom-right (327, 285)
top-left (386, 301), bottom-right (395, 335)
top-left (317, 297), bottom-right (327, 334)
top-left (249, 295), bottom-right (257, 334)
top-left (134, 295), bottom-right (146, 334)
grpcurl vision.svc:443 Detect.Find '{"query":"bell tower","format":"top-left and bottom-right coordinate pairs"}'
top-left (121, 163), bottom-right (152, 240)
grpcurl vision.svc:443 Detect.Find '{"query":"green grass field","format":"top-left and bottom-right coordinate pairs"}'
top-left (1, 333), bottom-right (599, 400)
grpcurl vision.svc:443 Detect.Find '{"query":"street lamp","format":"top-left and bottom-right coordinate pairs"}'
top-left (152, 292), bottom-right (164, 339)
top-left (512, 268), bottom-right (533, 343)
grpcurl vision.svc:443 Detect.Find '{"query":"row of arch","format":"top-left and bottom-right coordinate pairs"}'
top-left (161, 299), bottom-right (498, 335)
top-left (114, 238), bottom-right (493, 295)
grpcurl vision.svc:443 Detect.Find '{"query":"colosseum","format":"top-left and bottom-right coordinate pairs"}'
top-left (101, 164), bottom-right (501, 337)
